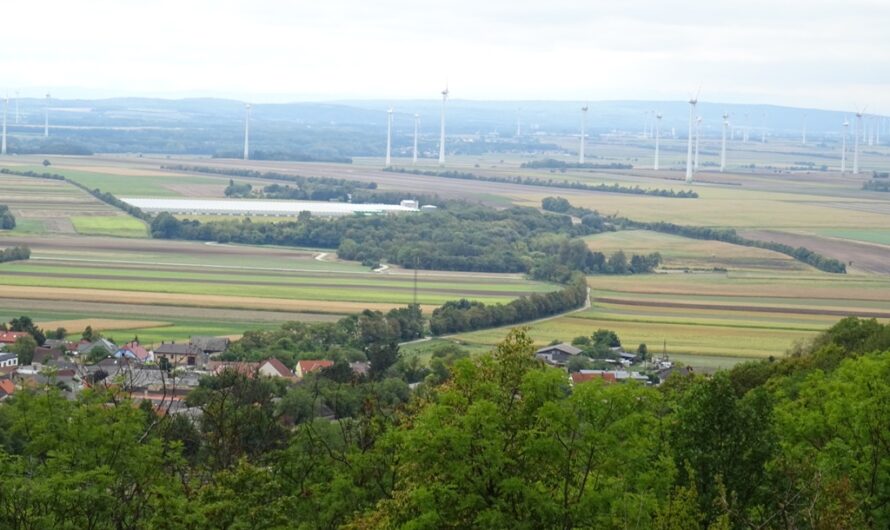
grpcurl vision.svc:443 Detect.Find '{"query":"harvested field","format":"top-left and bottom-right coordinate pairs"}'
top-left (741, 229), bottom-right (890, 274)
top-left (585, 230), bottom-right (806, 272)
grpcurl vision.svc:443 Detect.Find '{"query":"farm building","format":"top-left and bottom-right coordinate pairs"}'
top-left (535, 343), bottom-right (582, 366)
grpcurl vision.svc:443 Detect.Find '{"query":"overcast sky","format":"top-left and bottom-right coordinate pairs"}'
top-left (5, 0), bottom-right (890, 112)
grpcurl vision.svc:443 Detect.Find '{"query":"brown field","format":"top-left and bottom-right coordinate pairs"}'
top-left (741, 229), bottom-right (890, 275)
top-left (0, 285), bottom-right (439, 314)
top-left (0, 297), bottom-right (341, 324)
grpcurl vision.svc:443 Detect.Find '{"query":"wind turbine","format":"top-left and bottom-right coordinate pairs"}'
top-left (438, 86), bottom-right (448, 166)
top-left (385, 107), bottom-right (393, 168)
top-left (516, 107), bottom-right (521, 137)
top-left (694, 116), bottom-right (702, 171)
top-left (412, 113), bottom-right (419, 165)
top-left (802, 114), bottom-right (807, 145)
top-left (653, 113), bottom-right (662, 170)
top-left (44, 93), bottom-right (50, 137)
top-left (877, 116), bottom-right (882, 145)
top-left (761, 113), bottom-right (767, 144)
top-left (854, 110), bottom-right (863, 175)
top-left (14, 91), bottom-right (18, 124)
top-left (743, 112), bottom-right (749, 143)
top-left (579, 104), bottom-right (588, 165)
top-left (685, 94), bottom-right (697, 183)
top-left (841, 119), bottom-right (848, 173)
top-left (720, 112), bottom-right (729, 172)
top-left (1, 94), bottom-right (7, 156)
top-left (242, 103), bottom-right (250, 160)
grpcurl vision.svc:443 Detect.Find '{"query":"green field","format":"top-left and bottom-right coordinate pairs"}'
top-left (3, 150), bottom-right (890, 366)
top-left (14, 165), bottom-right (223, 197)
top-left (71, 216), bottom-right (149, 238)
top-left (449, 270), bottom-right (890, 363)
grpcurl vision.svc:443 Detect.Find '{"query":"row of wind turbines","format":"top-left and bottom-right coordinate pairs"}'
top-left (240, 88), bottom-right (880, 180)
top-left (0, 93), bottom-right (54, 156)
top-left (241, 87), bottom-right (453, 165)
top-left (675, 96), bottom-right (872, 182)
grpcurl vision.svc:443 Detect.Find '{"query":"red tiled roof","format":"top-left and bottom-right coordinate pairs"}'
top-left (0, 379), bottom-right (15, 396)
top-left (261, 358), bottom-right (292, 378)
top-left (297, 360), bottom-right (333, 375)
top-left (211, 361), bottom-right (260, 377)
top-left (571, 372), bottom-right (618, 385)
top-left (121, 341), bottom-right (150, 362)
top-left (0, 332), bottom-right (29, 344)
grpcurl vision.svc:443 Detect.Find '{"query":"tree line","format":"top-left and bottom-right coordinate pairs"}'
top-left (863, 179), bottom-right (890, 192)
top-left (0, 168), bottom-right (152, 221)
top-left (385, 167), bottom-right (699, 198)
top-left (149, 203), bottom-right (658, 281)
top-left (542, 196), bottom-right (848, 273)
top-left (162, 165), bottom-right (375, 192)
top-left (1, 318), bottom-right (889, 527)
top-left (521, 158), bottom-right (634, 170)
top-left (429, 273), bottom-right (588, 335)
top-left (0, 245), bottom-right (30, 264)
top-left (0, 205), bottom-right (15, 229)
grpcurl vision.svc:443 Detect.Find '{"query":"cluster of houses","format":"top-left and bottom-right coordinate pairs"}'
top-left (0, 332), bottom-right (355, 408)
top-left (534, 343), bottom-right (689, 386)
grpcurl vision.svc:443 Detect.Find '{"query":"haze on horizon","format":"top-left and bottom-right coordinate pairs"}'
top-left (5, 0), bottom-right (890, 112)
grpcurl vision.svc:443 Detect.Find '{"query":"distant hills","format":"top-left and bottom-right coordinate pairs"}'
top-left (0, 96), bottom-right (878, 157)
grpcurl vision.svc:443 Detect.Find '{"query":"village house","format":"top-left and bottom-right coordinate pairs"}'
top-left (0, 378), bottom-right (14, 400)
top-left (535, 343), bottom-right (582, 366)
top-left (0, 353), bottom-right (18, 369)
top-left (154, 342), bottom-right (206, 368)
top-left (114, 341), bottom-right (152, 363)
top-left (258, 358), bottom-right (293, 378)
top-left (189, 336), bottom-right (230, 356)
top-left (295, 360), bottom-right (333, 379)
top-left (76, 338), bottom-right (118, 357)
top-left (0, 331), bottom-right (30, 345)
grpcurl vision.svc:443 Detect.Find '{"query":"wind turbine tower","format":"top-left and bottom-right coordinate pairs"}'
top-left (653, 113), bottom-right (662, 170)
top-left (44, 93), bottom-right (50, 137)
top-left (516, 108), bottom-right (521, 137)
top-left (761, 113), bottom-right (767, 143)
top-left (385, 107), bottom-right (393, 168)
top-left (878, 117), bottom-right (882, 145)
top-left (242, 103), bottom-right (250, 160)
top-left (720, 113), bottom-right (729, 172)
top-left (802, 114), bottom-right (807, 145)
top-left (685, 97), bottom-right (697, 183)
top-left (579, 105), bottom-right (588, 165)
top-left (14, 91), bottom-right (18, 124)
top-left (694, 116), bottom-right (702, 170)
top-left (412, 114), bottom-right (419, 165)
top-left (841, 120), bottom-right (848, 173)
top-left (438, 87), bottom-right (448, 166)
top-left (1, 95), bottom-right (7, 156)
top-left (854, 111), bottom-right (862, 175)
top-left (743, 113), bottom-right (749, 143)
